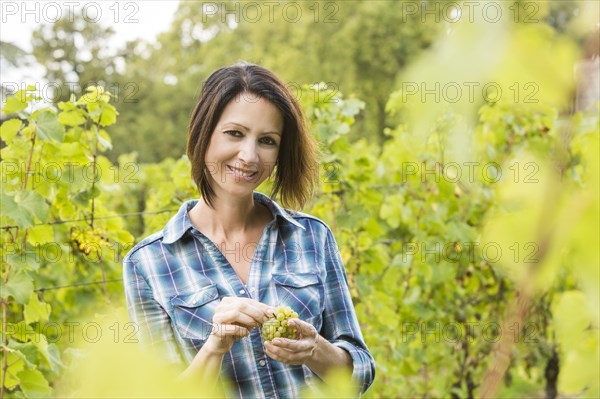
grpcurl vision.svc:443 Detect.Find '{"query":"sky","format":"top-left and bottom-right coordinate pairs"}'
top-left (1, 1), bottom-right (180, 83)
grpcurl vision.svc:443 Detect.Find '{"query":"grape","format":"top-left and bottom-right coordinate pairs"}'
top-left (261, 305), bottom-right (300, 341)
top-left (71, 227), bottom-right (110, 256)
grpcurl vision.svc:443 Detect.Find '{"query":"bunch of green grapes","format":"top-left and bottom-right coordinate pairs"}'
top-left (71, 227), bottom-right (110, 256)
top-left (261, 305), bottom-right (299, 341)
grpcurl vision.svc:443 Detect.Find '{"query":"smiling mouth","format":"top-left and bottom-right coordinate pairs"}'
top-left (226, 165), bottom-right (258, 178)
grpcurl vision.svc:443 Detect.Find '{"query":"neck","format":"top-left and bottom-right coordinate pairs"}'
top-left (191, 192), bottom-right (259, 241)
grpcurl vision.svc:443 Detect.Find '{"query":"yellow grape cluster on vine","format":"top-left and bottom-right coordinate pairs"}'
top-left (71, 227), bottom-right (110, 257)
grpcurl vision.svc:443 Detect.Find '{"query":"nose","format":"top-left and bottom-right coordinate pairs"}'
top-left (238, 138), bottom-right (259, 166)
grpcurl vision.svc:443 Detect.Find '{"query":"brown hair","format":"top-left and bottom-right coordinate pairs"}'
top-left (186, 61), bottom-right (319, 210)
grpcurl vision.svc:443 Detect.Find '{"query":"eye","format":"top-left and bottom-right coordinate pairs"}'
top-left (260, 136), bottom-right (278, 146)
top-left (225, 130), bottom-right (243, 137)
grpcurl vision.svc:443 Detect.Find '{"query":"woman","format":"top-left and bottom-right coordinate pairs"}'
top-left (123, 62), bottom-right (375, 398)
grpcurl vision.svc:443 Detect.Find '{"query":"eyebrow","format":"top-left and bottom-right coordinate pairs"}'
top-left (224, 122), bottom-right (281, 136)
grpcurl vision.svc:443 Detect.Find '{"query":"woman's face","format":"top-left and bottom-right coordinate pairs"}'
top-left (204, 93), bottom-right (284, 198)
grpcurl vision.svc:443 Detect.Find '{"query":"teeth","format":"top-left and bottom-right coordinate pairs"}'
top-left (228, 165), bottom-right (256, 177)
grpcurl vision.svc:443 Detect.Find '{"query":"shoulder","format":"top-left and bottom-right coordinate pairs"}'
top-left (283, 208), bottom-right (337, 241)
top-left (122, 199), bottom-right (197, 266)
top-left (122, 229), bottom-right (165, 266)
top-left (285, 208), bottom-right (327, 226)
top-left (257, 191), bottom-right (334, 238)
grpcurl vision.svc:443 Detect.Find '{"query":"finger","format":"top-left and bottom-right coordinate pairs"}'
top-left (288, 319), bottom-right (317, 338)
top-left (216, 297), bottom-right (266, 328)
top-left (224, 297), bottom-right (274, 314)
top-left (238, 301), bottom-right (276, 324)
top-left (270, 338), bottom-right (304, 350)
top-left (213, 309), bottom-right (258, 329)
top-left (212, 323), bottom-right (249, 339)
top-left (264, 341), bottom-right (296, 363)
top-left (221, 298), bottom-right (275, 325)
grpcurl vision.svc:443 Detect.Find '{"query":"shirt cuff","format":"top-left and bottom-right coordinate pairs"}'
top-left (330, 339), bottom-right (375, 395)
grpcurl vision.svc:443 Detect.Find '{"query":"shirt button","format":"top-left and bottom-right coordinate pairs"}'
top-left (258, 359), bottom-right (266, 366)
top-left (239, 289), bottom-right (246, 295)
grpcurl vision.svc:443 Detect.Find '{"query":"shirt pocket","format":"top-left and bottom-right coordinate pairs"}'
top-left (271, 272), bottom-right (324, 330)
top-left (170, 284), bottom-right (219, 343)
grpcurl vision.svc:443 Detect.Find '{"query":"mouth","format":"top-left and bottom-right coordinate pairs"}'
top-left (226, 165), bottom-right (258, 178)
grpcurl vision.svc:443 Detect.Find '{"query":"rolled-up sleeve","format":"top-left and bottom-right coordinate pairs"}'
top-left (123, 255), bottom-right (184, 368)
top-left (320, 228), bottom-right (376, 395)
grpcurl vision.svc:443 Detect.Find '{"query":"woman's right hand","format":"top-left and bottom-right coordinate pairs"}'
top-left (203, 297), bottom-right (274, 355)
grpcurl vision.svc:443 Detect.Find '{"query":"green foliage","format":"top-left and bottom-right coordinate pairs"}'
top-left (3, 4), bottom-right (598, 396)
top-left (1, 87), bottom-right (133, 397)
top-left (52, 309), bottom-right (223, 398)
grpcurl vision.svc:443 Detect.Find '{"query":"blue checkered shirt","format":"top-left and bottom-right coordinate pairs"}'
top-left (123, 191), bottom-right (375, 398)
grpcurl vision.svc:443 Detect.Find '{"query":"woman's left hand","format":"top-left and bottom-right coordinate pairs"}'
top-left (263, 318), bottom-right (319, 365)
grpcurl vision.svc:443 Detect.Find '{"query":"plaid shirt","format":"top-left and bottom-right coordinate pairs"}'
top-left (123, 191), bottom-right (375, 398)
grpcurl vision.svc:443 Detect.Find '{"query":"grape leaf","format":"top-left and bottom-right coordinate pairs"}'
top-left (3, 271), bottom-right (34, 304)
top-left (16, 368), bottom-right (52, 398)
top-left (32, 109), bottom-right (65, 143)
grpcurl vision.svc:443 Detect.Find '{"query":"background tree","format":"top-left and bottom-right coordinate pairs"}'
top-left (31, 14), bottom-right (123, 102)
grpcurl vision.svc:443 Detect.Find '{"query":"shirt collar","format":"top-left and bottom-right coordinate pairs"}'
top-left (162, 191), bottom-right (305, 244)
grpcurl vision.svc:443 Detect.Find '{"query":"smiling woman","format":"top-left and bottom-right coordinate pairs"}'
top-left (122, 62), bottom-right (375, 399)
top-left (186, 62), bottom-right (319, 212)
top-left (199, 95), bottom-right (283, 199)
